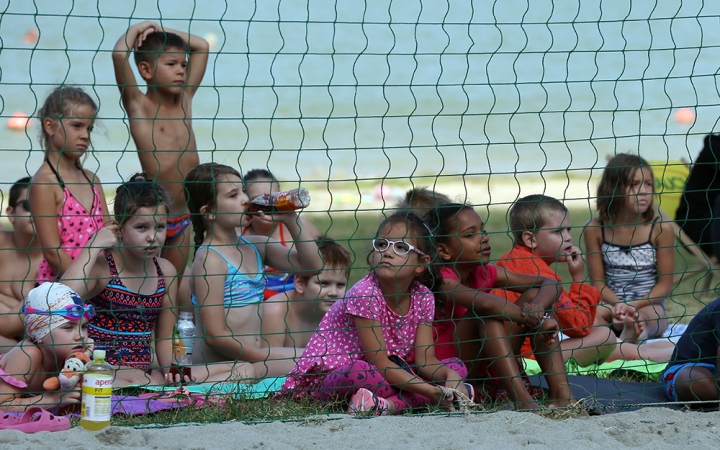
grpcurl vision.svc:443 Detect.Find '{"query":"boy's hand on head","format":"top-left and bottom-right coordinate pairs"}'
top-left (566, 245), bottom-right (585, 282)
top-left (134, 22), bottom-right (161, 50)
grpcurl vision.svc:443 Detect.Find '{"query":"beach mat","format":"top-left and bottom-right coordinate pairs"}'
top-left (529, 375), bottom-right (683, 413)
top-left (123, 376), bottom-right (285, 399)
top-left (522, 358), bottom-right (668, 381)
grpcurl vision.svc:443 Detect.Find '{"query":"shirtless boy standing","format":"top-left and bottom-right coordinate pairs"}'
top-left (112, 21), bottom-right (209, 276)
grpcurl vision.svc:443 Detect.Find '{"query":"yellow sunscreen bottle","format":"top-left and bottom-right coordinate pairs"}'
top-left (80, 350), bottom-right (114, 430)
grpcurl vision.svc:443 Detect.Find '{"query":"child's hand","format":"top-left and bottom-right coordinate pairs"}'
top-left (133, 21), bottom-right (161, 49)
top-left (49, 386), bottom-right (82, 406)
top-left (612, 303), bottom-right (638, 324)
top-left (163, 371), bottom-right (196, 385)
top-left (536, 317), bottom-right (560, 345)
top-left (92, 223), bottom-right (119, 252)
top-left (566, 245), bottom-right (585, 282)
top-left (84, 338), bottom-right (95, 358)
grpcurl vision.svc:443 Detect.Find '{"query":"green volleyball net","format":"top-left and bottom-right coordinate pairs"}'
top-left (0, 0), bottom-right (719, 422)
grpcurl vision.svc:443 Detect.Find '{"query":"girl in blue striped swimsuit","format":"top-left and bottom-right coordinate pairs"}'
top-left (584, 154), bottom-right (674, 343)
top-left (184, 163), bottom-right (323, 381)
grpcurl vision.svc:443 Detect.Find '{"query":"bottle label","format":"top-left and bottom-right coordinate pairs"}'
top-left (81, 374), bottom-right (112, 422)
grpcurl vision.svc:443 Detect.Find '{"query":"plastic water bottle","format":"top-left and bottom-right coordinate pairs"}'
top-left (80, 350), bottom-right (113, 430)
top-left (248, 187), bottom-right (311, 213)
top-left (170, 312), bottom-right (195, 381)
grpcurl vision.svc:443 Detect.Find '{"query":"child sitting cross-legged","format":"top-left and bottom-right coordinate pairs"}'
top-left (489, 194), bottom-right (616, 366)
top-left (279, 212), bottom-right (470, 415)
top-left (262, 237), bottom-right (352, 349)
top-left (60, 174), bottom-right (182, 386)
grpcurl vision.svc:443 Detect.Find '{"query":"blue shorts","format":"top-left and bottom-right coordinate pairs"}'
top-left (661, 362), bottom-right (718, 401)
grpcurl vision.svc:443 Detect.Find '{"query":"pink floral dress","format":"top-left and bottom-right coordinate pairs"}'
top-left (280, 273), bottom-right (435, 399)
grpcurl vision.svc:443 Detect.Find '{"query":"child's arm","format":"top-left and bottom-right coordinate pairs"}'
top-left (583, 219), bottom-right (623, 304)
top-left (155, 260), bottom-right (179, 383)
top-left (112, 21), bottom-right (159, 112)
top-left (260, 292), bottom-right (291, 348)
top-left (249, 212), bottom-right (324, 274)
top-left (193, 250), bottom-right (281, 362)
top-left (156, 27), bottom-right (209, 95)
top-left (354, 316), bottom-right (452, 409)
top-left (494, 270), bottom-right (561, 310)
top-left (0, 346), bottom-right (81, 411)
top-left (60, 225), bottom-right (118, 298)
top-left (626, 220), bottom-right (675, 310)
top-left (413, 323), bottom-right (467, 395)
top-left (30, 174), bottom-right (73, 278)
top-left (443, 278), bottom-right (545, 328)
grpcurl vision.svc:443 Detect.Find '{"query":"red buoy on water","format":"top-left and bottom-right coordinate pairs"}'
top-left (6, 112), bottom-right (31, 130)
top-left (23, 28), bottom-right (38, 45)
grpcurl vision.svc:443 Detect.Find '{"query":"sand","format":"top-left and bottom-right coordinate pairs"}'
top-left (1, 407), bottom-right (718, 450)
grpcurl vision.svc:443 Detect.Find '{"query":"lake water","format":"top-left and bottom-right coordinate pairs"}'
top-left (0, 0), bottom-right (718, 191)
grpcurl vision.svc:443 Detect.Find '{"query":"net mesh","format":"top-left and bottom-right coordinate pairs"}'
top-left (0, 0), bottom-right (718, 424)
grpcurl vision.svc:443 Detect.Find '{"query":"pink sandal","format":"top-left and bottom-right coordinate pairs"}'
top-left (0, 412), bottom-right (21, 429)
top-left (348, 388), bottom-right (390, 416)
top-left (6, 407), bottom-right (70, 433)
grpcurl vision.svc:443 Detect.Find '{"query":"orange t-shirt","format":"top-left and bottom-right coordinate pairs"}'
top-left (489, 244), bottom-right (601, 358)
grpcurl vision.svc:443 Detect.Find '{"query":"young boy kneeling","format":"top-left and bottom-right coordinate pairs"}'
top-left (262, 238), bottom-right (352, 349)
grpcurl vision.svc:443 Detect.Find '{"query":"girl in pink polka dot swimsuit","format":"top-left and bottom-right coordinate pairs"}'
top-left (29, 86), bottom-right (108, 284)
top-left (280, 212), bottom-right (471, 415)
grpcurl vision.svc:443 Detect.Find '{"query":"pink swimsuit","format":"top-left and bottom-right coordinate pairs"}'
top-left (36, 161), bottom-right (104, 284)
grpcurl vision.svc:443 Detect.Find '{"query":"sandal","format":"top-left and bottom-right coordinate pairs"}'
top-left (0, 412), bottom-right (20, 429)
top-left (348, 388), bottom-right (390, 416)
top-left (6, 407), bottom-right (70, 433)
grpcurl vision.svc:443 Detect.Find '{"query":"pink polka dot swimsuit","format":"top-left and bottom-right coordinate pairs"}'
top-left (36, 159), bottom-right (104, 284)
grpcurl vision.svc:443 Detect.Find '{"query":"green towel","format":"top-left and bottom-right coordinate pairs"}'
top-left (522, 359), bottom-right (667, 381)
top-left (121, 376), bottom-right (286, 399)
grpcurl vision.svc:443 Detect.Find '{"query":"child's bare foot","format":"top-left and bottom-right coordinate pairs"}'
top-left (619, 319), bottom-right (645, 342)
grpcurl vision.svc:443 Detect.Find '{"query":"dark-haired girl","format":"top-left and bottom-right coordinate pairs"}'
top-left (424, 203), bottom-right (574, 410)
top-left (61, 173), bottom-right (179, 386)
top-left (280, 212), bottom-right (470, 415)
top-left (184, 163), bottom-right (323, 380)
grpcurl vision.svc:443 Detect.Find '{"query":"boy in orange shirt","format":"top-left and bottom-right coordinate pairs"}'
top-left (490, 194), bottom-right (616, 366)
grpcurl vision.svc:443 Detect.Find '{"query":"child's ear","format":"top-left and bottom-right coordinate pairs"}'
top-left (137, 61), bottom-right (153, 82)
top-left (413, 254), bottom-right (431, 277)
top-left (199, 204), bottom-right (214, 220)
top-left (43, 118), bottom-right (57, 136)
top-left (294, 276), bottom-right (307, 295)
top-left (436, 243), bottom-right (452, 262)
top-left (521, 230), bottom-right (537, 249)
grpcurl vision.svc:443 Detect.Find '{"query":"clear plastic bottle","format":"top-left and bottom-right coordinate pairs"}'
top-left (170, 312), bottom-right (195, 381)
top-left (80, 350), bottom-right (114, 431)
top-left (249, 187), bottom-right (311, 212)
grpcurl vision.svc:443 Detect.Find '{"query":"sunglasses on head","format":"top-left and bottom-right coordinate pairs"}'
top-left (13, 199), bottom-right (30, 213)
top-left (23, 303), bottom-right (95, 320)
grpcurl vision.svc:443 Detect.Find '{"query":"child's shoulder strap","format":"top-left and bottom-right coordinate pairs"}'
top-left (44, 158), bottom-right (64, 189)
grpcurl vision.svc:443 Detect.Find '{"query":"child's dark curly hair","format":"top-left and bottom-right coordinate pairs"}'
top-left (366, 211), bottom-right (446, 318)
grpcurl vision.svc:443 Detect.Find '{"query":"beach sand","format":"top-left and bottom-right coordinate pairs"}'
top-left (1, 407), bottom-right (718, 449)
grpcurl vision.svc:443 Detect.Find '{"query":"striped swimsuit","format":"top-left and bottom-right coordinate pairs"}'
top-left (601, 218), bottom-right (660, 304)
top-left (89, 253), bottom-right (165, 370)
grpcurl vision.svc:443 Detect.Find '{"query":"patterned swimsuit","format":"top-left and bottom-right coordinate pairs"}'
top-left (36, 159), bottom-right (104, 284)
top-left (89, 253), bottom-right (166, 370)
